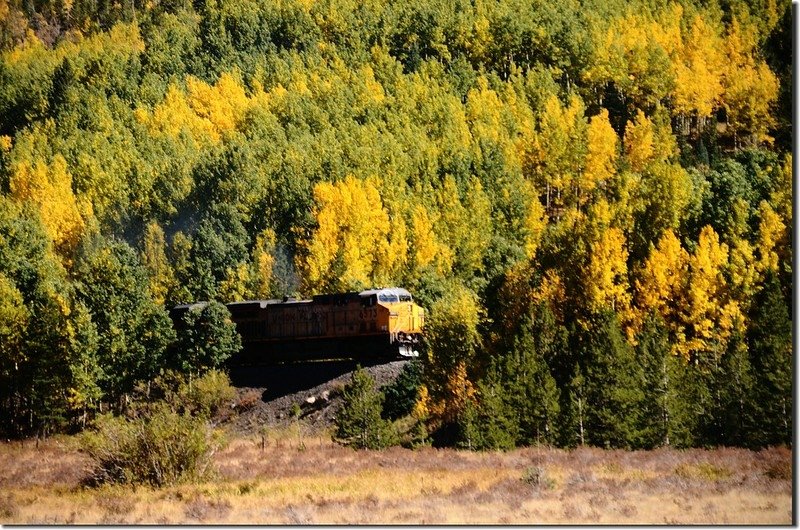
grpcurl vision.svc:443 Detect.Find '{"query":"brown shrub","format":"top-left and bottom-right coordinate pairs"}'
top-left (0, 493), bottom-right (19, 520)
top-left (96, 491), bottom-right (136, 517)
top-left (764, 460), bottom-right (791, 481)
top-left (236, 390), bottom-right (263, 412)
top-left (674, 462), bottom-right (732, 481)
top-left (184, 496), bottom-right (232, 521)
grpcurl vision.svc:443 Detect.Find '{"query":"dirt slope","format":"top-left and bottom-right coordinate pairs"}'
top-left (225, 359), bottom-right (408, 435)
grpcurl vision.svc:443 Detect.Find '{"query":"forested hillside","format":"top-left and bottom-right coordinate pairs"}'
top-left (0, 0), bottom-right (791, 449)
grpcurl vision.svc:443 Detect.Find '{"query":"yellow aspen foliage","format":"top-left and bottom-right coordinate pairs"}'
top-left (522, 188), bottom-right (546, 260)
top-left (727, 235), bottom-right (756, 303)
top-left (633, 229), bottom-right (689, 348)
top-left (624, 110), bottom-right (655, 172)
top-left (720, 17), bottom-right (779, 144)
top-left (755, 200), bottom-right (785, 275)
top-left (187, 72), bottom-right (252, 136)
top-left (583, 21), bottom-right (627, 88)
top-left (583, 197), bottom-right (613, 243)
top-left (4, 29), bottom-right (48, 66)
top-left (724, 16), bottom-right (759, 66)
top-left (435, 175), bottom-right (490, 275)
top-left (583, 8), bottom-right (680, 109)
top-left (141, 221), bottom-right (175, 306)
top-left (466, 15), bottom-right (492, 65)
top-left (425, 284), bottom-right (482, 372)
top-left (583, 109), bottom-right (618, 196)
top-left (374, 205), bottom-right (408, 285)
top-left (142, 72), bottom-right (262, 145)
top-left (679, 225), bottom-right (741, 361)
top-left (219, 262), bottom-right (252, 303)
top-left (250, 229), bottom-right (276, 299)
top-left (526, 94), bottom-right (587, 210)
top-left (466, 77), bottom-right (504, 145)
top-left (723, 60), bottom-right (779, 145)
top-left (442, 361), bottom-right (477, 425)
top-left (771, 154), bottom-right (792, 229)
top-left (410, 205), bottom-right (452, 273)
top-left (78, 21), bottom-right (145, 56)
top-left (635, 229), bottom-right (689, 319)
top-left (9, 155), bottom-right (85, 252)
top-left (142, 83), bottom-right (217, 144)
top-left (652, 4), bottom-right (684, 56)
top-left (583, 226), bottom-right (631, 316)
top-left (413, 384), bottom-right (431, 421)
top-left (298, 175), bottom-right (393, 293)
top-left (357, 65), bottom-right (386, 105)
top-left (641, 160), bottom-right (692, 233)
top-left (673, 15), bottom-right (725, 117)
top-left (532, 269), bottom-right (567, 322)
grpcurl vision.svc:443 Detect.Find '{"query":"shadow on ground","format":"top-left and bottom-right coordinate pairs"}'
top-left (227, 359), bottom-right (387, 400)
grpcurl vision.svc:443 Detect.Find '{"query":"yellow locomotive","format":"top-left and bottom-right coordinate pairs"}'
top-left (224, 287), bottom-right (424, 363)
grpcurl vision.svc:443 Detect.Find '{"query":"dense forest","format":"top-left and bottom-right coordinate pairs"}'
top-left (0, 0), bottom-right (792, 449)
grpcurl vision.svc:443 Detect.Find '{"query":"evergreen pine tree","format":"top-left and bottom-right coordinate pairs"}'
top-left (717, 326), bottom-right (756, 447)
top-left (474, 377), bottom-right (517, 451)
top-left (688, 337), bottom-right (726, 447)
top-left (636, 313), bottom-right (677, 448)
top-left (455, 398), bottom-right (482, 451)
top-left (503, 318), bottom-right (560, 446)
top-left (747, 270), bottom-right (792, 447)
top-left (335, 367), bottom-right (397, 449)
top-left (381, 360), bottom-right (423, 421)
top-left (580, 311), bottom-right (645, 448)
top-left (563, 365), bottom-right (587, 447)
top-left (456, 368), bottom-right (516, 451)
top-left (175, 300), bottom-right (242, 379)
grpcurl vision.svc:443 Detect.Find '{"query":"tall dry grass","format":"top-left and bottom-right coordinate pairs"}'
top-left (0, 431), bottom-right (792, 524)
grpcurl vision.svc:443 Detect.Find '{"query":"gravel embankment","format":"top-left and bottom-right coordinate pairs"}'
top-left (225, 360), bottom-right (408, 435)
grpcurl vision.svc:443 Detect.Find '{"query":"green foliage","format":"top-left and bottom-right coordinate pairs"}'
top-left (182, 203), bottom-right (251, 300)
top-left (335, 366), bottom-right (397, 450)
top-left (496, 317), bottom-right (561, 446)
top-left (635, 313), bottom-right (691, 448)
top-left (82, 404), bottom-right (221, 487)
top-left (522, 466), bottom-right (556, 490)
top-left (576, 311), bottom-right (645, 449)
top-left (179, 370), bottom-right (237, 420)
top-left (131, 369), bottom-right (236, 421)
top-left (0, 198), bottom-right (101, 436)
top-left (381, 360), bottom-right (422, 421)
top-left (423, 283), bottom-right (481, 389)
top-left (74, 234), bottom-right (176, 406)
top-left (746, 270), bottom-right (792, 446)
top-left (173, 301), bottom-right (242, 377)
top-left (456, 375), bottom-right (517, 451)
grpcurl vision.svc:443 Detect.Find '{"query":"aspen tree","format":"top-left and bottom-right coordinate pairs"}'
top-left (140, 221), bottom-right (175, 306)
top-left (624, 110), bottom-right (655, 173)
top-left (583, 109), bottom-right (618, 198)
top-left (9, 155), bottom-right (85, 253)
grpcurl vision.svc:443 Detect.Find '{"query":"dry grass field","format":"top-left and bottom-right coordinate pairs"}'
top-left (0, 430), bottom-right (792, 524)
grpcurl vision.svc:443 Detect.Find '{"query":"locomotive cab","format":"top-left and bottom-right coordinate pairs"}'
top-left (359, 287), bottom-right (424, 358)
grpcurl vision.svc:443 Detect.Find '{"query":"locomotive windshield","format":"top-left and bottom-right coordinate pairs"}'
top-left (360, 287), bottom-right (413, 304)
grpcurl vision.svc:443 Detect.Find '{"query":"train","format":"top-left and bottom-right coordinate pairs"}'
top-left (171, 287), bottom-right (425, 364)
